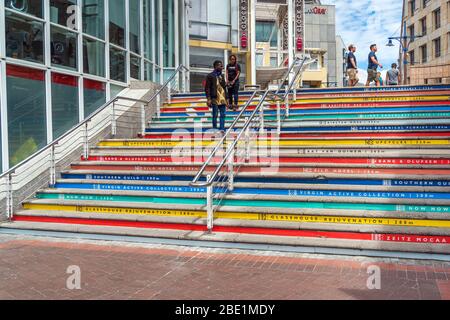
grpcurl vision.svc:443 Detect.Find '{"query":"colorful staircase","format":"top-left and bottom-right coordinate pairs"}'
top-left (4, 85), bottom-right (450, 255)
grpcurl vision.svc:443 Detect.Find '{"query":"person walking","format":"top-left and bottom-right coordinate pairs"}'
top-left (346, 44), bottom-right (359, 87)
top-left (205, 60), bottom-right (228, 134)
top-left (365, 44), bottom-right (383, 87)
top-left (226, 55), bottom-right (241, 111)
top-left (386, 63), bottom-right (401, 86)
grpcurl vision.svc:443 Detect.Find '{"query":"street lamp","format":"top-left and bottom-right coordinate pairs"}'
top-left (386, 34), bottom-right (423, 84)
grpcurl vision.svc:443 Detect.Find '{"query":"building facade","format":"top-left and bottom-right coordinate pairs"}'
top-left (401, 0), bottom-right (450, 85)
top-left (0, 0), bottom-right (187, 172)
top-left (187, 0), bottom-right (342, 90)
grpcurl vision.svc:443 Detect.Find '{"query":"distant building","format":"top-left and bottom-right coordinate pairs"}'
top-left (401, 0), bottom-right (450, 84)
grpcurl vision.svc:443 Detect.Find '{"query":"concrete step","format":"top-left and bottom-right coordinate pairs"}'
top-left (49, 177), bottom-right (450, 192)
top-left (153, 112), bottom-right (450, 124)
top-left (16, 202), bottom-right (450, 235)
top-left (62, 168), bottom-right (450, 180)
top-left (6, 211), bottom-right (450, 254)
top-left (96, 138), bottom-right (450, 149)
top-left (88, 147), bottom-right (450, 158)
top-left (147, 118), bottom-right (450, 129)
top-left (70, 162), bottom-right (450, 173)
top-left (39, 181), bottom-right (450, 204)
top-left (36, 187), bottom-right (450, 216)
top-left (157, 106), bottom-right (450, 118)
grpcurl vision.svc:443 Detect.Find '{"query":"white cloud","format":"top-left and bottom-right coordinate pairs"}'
top-left (321, 0), bottom-right (403, 70)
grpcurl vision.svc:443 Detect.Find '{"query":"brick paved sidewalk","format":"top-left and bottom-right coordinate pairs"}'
top-left (0, 234), bottom-right (449, 300)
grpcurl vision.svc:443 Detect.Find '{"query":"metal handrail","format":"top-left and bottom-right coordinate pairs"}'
top-left (0, 65), bottom-right (189, 180)
top-left (190, 90), bottom-right (261, 186)
top-left (191, 90), bottom-right (270, 188)
top-left (191, 57), bottom-right (310, 188)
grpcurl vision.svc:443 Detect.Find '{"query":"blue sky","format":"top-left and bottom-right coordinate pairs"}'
top-left (321, 0), bottom-right (404, 81)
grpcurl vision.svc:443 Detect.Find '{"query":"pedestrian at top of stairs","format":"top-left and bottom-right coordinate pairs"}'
top-left (226, 55), bottom-right (241, 111)
top-left (386, 63), bottom-right (401, 86)
top-left (346, 44), bottom-right (359, 87)
top-left (205, 60), bottom-right (228, 134)
top-left (365, 44), bottom-right (383, 87)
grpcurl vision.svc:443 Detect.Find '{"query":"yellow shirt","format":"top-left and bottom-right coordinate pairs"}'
top-left (215, 77), bottom-right (227, 105)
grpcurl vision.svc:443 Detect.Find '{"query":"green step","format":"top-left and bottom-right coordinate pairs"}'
top-left (37, 192), bottom-right (450, 213)
top-left (156, 112), bottom-right (450, 122)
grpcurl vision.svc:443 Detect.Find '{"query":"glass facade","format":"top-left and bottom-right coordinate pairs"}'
top-left (1, 0), bottom-right (184, 171)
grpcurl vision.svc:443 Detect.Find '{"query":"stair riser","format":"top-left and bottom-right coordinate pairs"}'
top-left (61, 173), bottom-right (450, 189)
top-left (70, 165), bottom-right (450, 176)
top-left (32, 192), bottom-right (450, 215)
top-left (159, 106), bottom-right (450, 117)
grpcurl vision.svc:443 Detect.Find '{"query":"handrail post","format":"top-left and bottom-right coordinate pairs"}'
top-left (156, 94), bottom-right (161, 119)
top-left (50, 144), bottom-right (56, 187)
top-left (277, 101), bottom-right (281, 135)
top-left (227, 143), bottom-right (235, 191)
top-left (83, 122), bottom-right (90, 160)
top-left (245, 125), bottom-right (251, 162)
top-left (111, 101), bottom-right (117, 136)
top-left (140, 103), bottom-right (146, 134)
top-left (259, 101), bottom-right (265, 134)
top-left (206, 175), bottom-right (213, 232)
top-left (168, 81), bottom-right (172, 105)
top-left (6, 173), bottom-right (13, 221)
top-left (285, 85), bottom-right (290, 118)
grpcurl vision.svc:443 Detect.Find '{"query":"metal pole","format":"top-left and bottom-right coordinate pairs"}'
top-left (111, 102), bottom-right (117, 136)
top-left (83, 122), bottom-right (89, 160)
top-left (228, 143), bottom-right (235, 191)
top-left (6, 173), bottom-right (13, 220)
top-left (168, 82), bottom-right (172, 105)
top-left (245, 125), bottom-right (251, 162)
top-left (141, 103), bottom-right (146, 134)
top-left (156, 94), bottom-right (161, 119)
top-left (285, 85), bottom-right (290, 118)
top-left (50, 144), bottom-right (56, 186)
top-left (277, 101), bottom-right (281, 134)
top-left (259, 102), bottom-right (265, 134)
top-left (206, 175), bottom-right (213, 232)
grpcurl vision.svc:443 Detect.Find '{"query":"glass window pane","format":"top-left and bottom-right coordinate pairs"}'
top-left (83, 79), bottom-right (106, 118)
top-left (129, 0), bottom-right (140, 54)
top-left (109, 46), bottom-right (126, 82)
top-left (4, 0), bottom-right (43, 18)
top-left (143, 0), bottom-right (153, 60)
top-left (163, 0), bottom-right (174, 67)
top-left (5, 11), bottom-right (44, 64)
top-left (208, 24), bottom-right (230, 42)
top-left (130, 55), bottom-right (141, 80)
top-left (144, 61), bottom-right (153, 81)
top-left (256, 21), bottom-right (278, 47)
top-left (109, 0), bottom-right (125, 48)
top-left (155, 0), bottom-right (160, 65)
top-left (144, 0), bottom-right (154, 61)
top-left (208, 0), bottom-right (230, 25)
top-left (50, 0), bottom-right (77, 29)
top-left (83, 37), bottom-right (105, 77)
top-left (110, 84), bottom-right (126, 98)
top-left (190, 0), bottom-right (206, 21)
top-left (82, 0), bottom-right (105, 39)
top-left (51, 73), bottom-right (79, 139)
top-left (51, 26), bottom-right (78, 70)
top-left (6, 65), bottom-right (47, 166)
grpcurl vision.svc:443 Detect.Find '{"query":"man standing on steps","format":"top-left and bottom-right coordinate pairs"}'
top-left (365, 44), bottom-right (383, 87)
top-left (386, 63), bottom-right (401, 86)
top-left (347, 44), bottom-right (359, 87)
top-left (205, 60), bottom-right (228, 134)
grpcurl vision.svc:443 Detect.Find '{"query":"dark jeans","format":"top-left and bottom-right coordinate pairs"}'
top-left (228, 81), bottom-right (240, 107)
top-left (212, 104), bottom-right (226, 131)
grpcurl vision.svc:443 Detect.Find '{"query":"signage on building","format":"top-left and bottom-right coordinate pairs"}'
top-left (294, 0), bottom-right (305, 53)
top-left (239, 0), bottom-right (249, 51)
top-left (306, 6), bottom-right (328, 15)
top-left (282, 10), bottom-right (289, 51)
